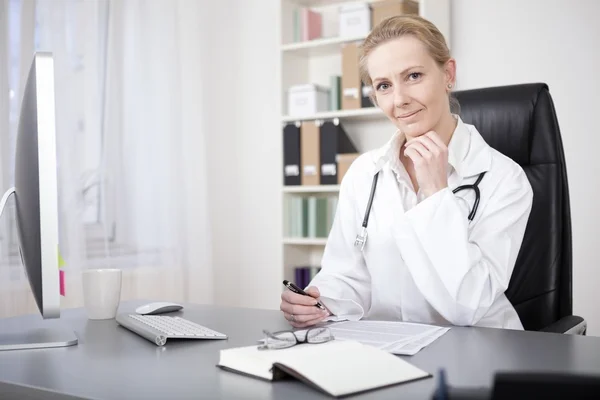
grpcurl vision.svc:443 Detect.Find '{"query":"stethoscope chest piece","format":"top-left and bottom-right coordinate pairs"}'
top-left (354, 227), bottom-right (368, 251)
top-left (354, 169), bottom-right (487, 252)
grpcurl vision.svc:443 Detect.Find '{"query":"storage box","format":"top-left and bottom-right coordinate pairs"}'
top-left (287, 84), bottom-right (330, 117)
top-left (336, 153), bottom-right (361, 184)
top-left (371, 0), bottom-right (419, 27)
top-left (339, 3), bottom-right (371, 38)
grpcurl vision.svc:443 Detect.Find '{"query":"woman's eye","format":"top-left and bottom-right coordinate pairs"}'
top-left (376, 83), bottom-right (390, 91)
top-left (408, 72), bottom-right (422, 80)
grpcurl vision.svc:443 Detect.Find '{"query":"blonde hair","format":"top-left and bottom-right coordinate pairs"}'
top-left (359, 15), bottom-right (458, 112)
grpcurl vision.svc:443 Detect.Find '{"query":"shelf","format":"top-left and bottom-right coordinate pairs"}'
top-left (282, 107), bottom-right (384, 123)
top-left (286, 0), bottom-right (381, 10)
top-left (282, 34), bottom-right (367, 57)
top-left (283, 185), bottom-right (340, 193)
top-left (283, 237), bottom-right (328, 246)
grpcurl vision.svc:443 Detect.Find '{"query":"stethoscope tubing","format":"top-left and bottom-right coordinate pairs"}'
top-left (356, 171), bottom-right (486, 249)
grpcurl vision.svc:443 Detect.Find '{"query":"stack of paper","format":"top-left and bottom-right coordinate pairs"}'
top-left (326, 320), bottom-right (450, 355)
top-left (275, 321), bottom-right (449, 356)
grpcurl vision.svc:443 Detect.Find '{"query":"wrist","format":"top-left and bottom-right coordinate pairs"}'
top-left (424, 184), bottom-right (448, 198)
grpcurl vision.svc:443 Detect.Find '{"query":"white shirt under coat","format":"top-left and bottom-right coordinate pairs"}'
top-left (309, 116), bottom-right (533, 330)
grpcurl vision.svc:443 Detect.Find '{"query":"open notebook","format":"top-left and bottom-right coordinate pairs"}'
top-left (216, 340), bottom-right (430, 398)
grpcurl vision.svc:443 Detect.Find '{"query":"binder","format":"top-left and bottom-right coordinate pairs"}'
top-left (319, 120), bottom-right (358, 185)
top-left (329, 75), bottom-right (341, 111)
top-left (300, 8), bottom-right (322, 41)
top-left (285, 196), bottom-right (308, 237)
top-left (341, 42), bottom-right (362, 110)
top-left (300, 121), bottom-right (321, 186)
top-left (283, 123), bottom-right (301, 186)
top-left (362, 84), bottom-right (374, 108)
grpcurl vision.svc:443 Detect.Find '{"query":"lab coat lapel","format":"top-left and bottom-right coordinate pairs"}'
top-left (447, 117), bottom-right (492, 189)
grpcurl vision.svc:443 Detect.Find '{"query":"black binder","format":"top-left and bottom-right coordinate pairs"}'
top-left (361, 85), bottom-right (374, 108)
top-left (283, 123), bottom-right (301, 186)
top-left (319, 120), bottom-right (358, 185)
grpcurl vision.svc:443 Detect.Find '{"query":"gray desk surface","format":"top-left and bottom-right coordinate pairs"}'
top-left (1, 300), bottom-right (600, 399)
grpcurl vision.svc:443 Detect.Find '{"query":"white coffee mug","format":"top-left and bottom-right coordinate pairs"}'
top-left (82, 268), bottom-right (122, 320)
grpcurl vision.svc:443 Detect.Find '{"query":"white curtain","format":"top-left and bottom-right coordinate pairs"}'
top-left (0, 0), bottom-right (214, 317)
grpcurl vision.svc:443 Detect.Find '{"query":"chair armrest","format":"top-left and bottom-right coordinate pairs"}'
top-left (540, 315), bottom-right (586, 334)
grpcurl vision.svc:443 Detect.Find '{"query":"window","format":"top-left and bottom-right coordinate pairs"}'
top-left (2, 0), bottom-right (115, 272)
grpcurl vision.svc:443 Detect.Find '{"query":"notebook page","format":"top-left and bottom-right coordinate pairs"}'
top-left (218, 342), bottom-right (327, 380)
top-left (275, 340), bottom-right (430, 397)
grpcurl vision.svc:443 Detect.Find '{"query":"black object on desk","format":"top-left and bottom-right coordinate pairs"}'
top-left (433, 369), bottom-right (600, 400)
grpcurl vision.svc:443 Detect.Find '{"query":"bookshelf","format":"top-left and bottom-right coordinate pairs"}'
top-left (283, 238), bottom-right (329, 245)
top-left (279, 0), bottom-right (451, 286)
top-left (281, 34), bottom-right (368, 57)
top-left (283, 185), bottom-right (340, 193)
top-left (281, 107), bottom-right (384, 122)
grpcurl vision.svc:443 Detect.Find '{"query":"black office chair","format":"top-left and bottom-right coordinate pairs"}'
top-left (453, 83), bottom-right (586, 334)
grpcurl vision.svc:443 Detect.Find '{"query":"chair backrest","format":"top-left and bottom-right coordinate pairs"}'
top-left (453, 83), bottom-right (572, 331)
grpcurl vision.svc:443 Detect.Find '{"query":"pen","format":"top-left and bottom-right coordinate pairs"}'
top-left (282, 280), bottom-right (326, 311)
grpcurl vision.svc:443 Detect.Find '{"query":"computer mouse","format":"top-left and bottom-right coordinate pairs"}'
top-left (135, 302), bottom-right (183, 315)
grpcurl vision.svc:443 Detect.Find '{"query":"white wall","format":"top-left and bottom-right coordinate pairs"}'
top-left (450, 0), bottom-right (600, 335)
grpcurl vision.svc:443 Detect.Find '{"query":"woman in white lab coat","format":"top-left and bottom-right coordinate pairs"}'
top-left (280, 15), bottom-right (533, 330)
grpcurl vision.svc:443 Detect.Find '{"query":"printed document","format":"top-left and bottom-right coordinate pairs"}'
top-left (276, 321), bottom-right (449, 356)
top-left (325, 320), bottom-right (449, 355)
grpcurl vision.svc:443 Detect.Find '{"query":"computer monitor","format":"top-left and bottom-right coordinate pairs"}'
top-left (0, 52), bottom-right (78, 351)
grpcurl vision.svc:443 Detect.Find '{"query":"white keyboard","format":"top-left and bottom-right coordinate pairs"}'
top-left (116, 314), bottom-right (228, 346)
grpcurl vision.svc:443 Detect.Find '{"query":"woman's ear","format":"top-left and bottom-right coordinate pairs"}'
top-left (445, 58), bottom-right (457, 89)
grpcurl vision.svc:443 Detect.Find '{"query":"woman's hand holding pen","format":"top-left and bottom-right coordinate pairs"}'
top-left (403, 131), bottom-right (449, 198)
top-left (280, 286), bottom-right (331, 328)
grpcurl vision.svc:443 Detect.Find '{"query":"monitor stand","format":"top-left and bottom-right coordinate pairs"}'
top-left (0, 188), bottom-right (79, 351)
top-left (0, 328), bottom-right (78, 351)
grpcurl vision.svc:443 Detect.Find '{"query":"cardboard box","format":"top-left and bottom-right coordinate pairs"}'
top-left (339, 3), bottom-right (372, 38)
top-left (371, 0), bottom-right (419, 27)
top-left (336, 153), bottom-right (361, 184)
top-left (287, 84), bottom-right (329, 117)
top-left (341, 43), bottom-right (361, 110)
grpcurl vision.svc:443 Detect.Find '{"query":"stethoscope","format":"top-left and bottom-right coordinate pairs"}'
top-left (354, 171), bottom-right (487, 251)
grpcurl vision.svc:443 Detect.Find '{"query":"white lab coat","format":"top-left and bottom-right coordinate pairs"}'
top-left (309, 116), bottom-right (533, 330)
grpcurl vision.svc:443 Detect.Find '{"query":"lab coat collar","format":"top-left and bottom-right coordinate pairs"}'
top-left (371, 115), bottom-right (492, 179)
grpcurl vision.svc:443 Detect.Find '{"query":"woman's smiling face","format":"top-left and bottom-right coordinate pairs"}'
top-left (367, 35), bottom-right (455, 139)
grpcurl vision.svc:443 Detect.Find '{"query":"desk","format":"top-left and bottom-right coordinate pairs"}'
top-left (1, 300), bottom-right (600, 399)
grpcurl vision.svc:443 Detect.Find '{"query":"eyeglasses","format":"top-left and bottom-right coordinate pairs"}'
top-left (257, 327), bottom-right (334, 350)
